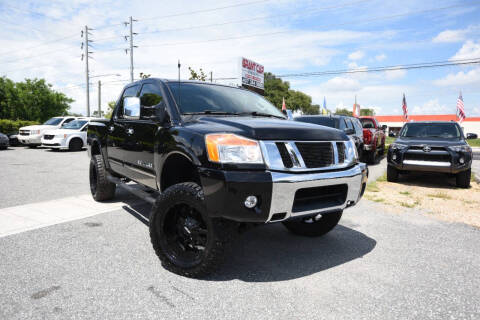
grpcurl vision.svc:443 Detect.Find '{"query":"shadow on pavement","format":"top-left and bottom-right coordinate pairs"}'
top-left (395, 172), bottom-right (459, 189)
top-left (119, 201), bottom-right (376, 282)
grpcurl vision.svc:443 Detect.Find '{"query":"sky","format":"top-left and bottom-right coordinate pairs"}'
top-left (0, 0), bottom-right (479, 117)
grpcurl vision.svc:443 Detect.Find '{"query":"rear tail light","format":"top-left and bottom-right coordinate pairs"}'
top-left (364, 129), bottom-right (372, 144)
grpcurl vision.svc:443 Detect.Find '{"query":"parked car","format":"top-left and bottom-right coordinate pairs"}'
top-left (294, 115), bottom-right (364, 159)
top-left (18, 116), bottom-right (77, 147)
top-left (0, 132), bottom-right (9, 149)
top-left (87, 79), bottom-right (368, 277)
top-left (466, 133), bottom-right (478, 139)
top-left (359, 116), bottom-right (386, 163)
top-left (41, 118), bottom-right (95, 151)
top-left (7, 132), bottom-right (20, 146)
top-left (387, 121), bottom-right (472, 188)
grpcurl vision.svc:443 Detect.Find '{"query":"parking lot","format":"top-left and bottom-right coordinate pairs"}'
top-left (1, 147), bottom-right (479, 319)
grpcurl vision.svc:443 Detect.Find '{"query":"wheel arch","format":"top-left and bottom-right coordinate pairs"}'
top-left (159, 151), bottom-right (201, 192)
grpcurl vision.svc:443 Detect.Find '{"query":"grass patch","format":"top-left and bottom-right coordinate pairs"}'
top-left (427, 192), bottom-right (452, 200)
top-left (467, 138), bottom-right (480, 147)
top-left (372, 197), bottom-right (385, 203)
top-left (366, 181), bottom-right (380, 192)
top-left (399, 199), bottom-right (420, 208)
top-left (399, 191), bottom-right (411, 195)
top-left (377, 172), bottom-right (387, 182)
top-left (385, 136), bottom-right (395, 147)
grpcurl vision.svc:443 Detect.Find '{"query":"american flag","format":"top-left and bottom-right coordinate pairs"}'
top-left (402, 93), bottom-right (408, 121)
top-left (457, 92), bottom-right (465, 123)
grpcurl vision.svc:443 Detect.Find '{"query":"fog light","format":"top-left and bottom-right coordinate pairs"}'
top-left (392, 154), bottom-right (397, 160)
top-left (244, 195), bottom-right (258, 209)
top-left (459, 157), bottom-right (465, 164)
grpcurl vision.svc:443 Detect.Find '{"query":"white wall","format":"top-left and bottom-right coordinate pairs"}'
top-left (382, 121), bottom-right (480, 136)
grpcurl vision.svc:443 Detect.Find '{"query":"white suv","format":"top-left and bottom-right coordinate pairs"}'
top-left (18, 116), bottom-right (77, 147)
top-left (41, 118), bottom-right (94, 151)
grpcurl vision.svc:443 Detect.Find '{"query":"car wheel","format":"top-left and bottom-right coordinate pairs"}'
top-left (282, 210), bottom-right (342, 237)
top-left (149, 182), bottom-right (235, 278)
top-left (387, 164), bottom-right (399, 182)
top-left (456, 169), bottom-right (471, 188)
top-left (69, 138), bottom-right (83, 151)
top-left (367, 150), bottom-right (377, 164)
top-left (89, 154), bottom-right (116, 201)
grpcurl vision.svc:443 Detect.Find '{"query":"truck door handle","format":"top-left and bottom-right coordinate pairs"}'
top-left (126, 128), bottom-right (134, 135)
top-left (108, 126), bottom-right (114, 133)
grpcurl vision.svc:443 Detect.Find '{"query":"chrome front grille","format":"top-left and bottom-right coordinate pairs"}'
top-left (260, 140), bottom-right (356, 172)
top-left (19, 130), bottom-right (30, 136)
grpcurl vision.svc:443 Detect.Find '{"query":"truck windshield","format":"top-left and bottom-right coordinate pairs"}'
top-left (168, 82), bottom-right (285, 118)
top-left (400, 123), bottom-right (461, 139)
top-left (360, 118), bottom-right (375, 129)
top-left (43, 118), bottom-right (63, 125)
top-left (295, 117), bottom-right (336, 128)
top-left (62, 120), bottom-right (88, 130)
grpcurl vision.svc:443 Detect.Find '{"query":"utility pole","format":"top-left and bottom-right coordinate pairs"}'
top-left (98, 80), bottom-right (101, 117)
top-left (125, 16), bottom-right (138, 83)
top-left (81, 26), bottom-right (93, 117)
top-left (210, 71), bottom-right (213, 82)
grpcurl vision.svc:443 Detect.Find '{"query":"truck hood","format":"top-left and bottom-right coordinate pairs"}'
top-left (184, 116), bottom-right (348, 141)
top-left (20, 125), bottom-right (57, 131)
top-left (394, 137), bottom-right (467, 146)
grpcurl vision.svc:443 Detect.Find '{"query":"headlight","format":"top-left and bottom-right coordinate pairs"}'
top-left (56, 134), bottom-right (67, 139)
top-left (346, 137), bottom-right (358, 162)
top-left (31, 130), bottom-right (41, 135)
top-left (205, 133), bottom-right (264, 164)
top-left (449, 145), bottom-right (472, 153)
top-left (390, 143), bottom-right (408, 150)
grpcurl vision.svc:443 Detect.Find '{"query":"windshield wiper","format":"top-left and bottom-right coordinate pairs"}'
top-left (182, 110), bottom-right (240, 116)
top-left (239, 111), bottom-right (286, 119)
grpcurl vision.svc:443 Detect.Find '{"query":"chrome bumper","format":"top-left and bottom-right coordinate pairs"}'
top-left (266, 163), bottom-right (368, 222)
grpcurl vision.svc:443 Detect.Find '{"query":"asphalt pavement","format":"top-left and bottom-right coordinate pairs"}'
top-left (1, 147), bottom-right (479, 319)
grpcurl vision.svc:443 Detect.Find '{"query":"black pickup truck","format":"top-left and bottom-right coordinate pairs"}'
top-left (87, 78), bottom-right (368, 277)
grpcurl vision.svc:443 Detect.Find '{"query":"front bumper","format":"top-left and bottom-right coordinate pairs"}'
top-left (41, 137), bottom-right (67, 149)
top-left (199, 163), bottom-right (368, 223)
top-left (18, 134), bottom-right (42, 145)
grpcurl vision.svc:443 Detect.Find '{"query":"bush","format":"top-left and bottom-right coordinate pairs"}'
top-left (0, 119), bottom-right (40, 134)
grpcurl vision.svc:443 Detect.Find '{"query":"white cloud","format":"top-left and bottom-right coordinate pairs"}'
top-left (384, 68), bottom-right (406, 80)
top-left (432, 25), bottom-right (480, 43)
top-left (323, 77), bottom-right (361, 92)
top-left (411, 99), bottom-right (450, 115)
top-left (451, 40), bottom-right (480, 60)
top-left (375, 54), bottom-right (386, 61)
top-left (433, 67), bottom-right (480, 87)
top-left (348, 50), bottom-right (365, 60)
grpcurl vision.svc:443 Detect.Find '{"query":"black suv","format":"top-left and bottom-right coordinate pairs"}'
top-left (387, 121), bottom-right (472, 188)
top-left (295, 115), bottom-right (364, 159)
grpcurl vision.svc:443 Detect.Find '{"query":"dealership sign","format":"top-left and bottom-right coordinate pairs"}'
top-left (241, 57), bottom-right (264, 90)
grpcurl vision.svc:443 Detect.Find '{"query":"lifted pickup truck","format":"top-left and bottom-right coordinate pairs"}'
top-left (359, 116), bottom-right (386, 163)
top-left (87, 79), bottom-right (368, 277)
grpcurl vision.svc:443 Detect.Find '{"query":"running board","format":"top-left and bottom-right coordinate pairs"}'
top-left (107, 175), bottom-right (157, 205)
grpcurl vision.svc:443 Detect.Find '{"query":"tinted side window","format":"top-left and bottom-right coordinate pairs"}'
top-left (345, 119), bottom-right (354, 129)
top-left (140, 83), bottom-right (163, 107)
top-left (116, 85), bottom-right (140, 119)
top-left (353, 119), bottom-right (363, 136)
top-left (339, 118), bottom-right (347, 130)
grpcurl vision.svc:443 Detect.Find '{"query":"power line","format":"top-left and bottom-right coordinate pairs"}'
top-left (139, 0), bottom-right (373, 35)
top-left (276, 58), bottom-right (480, 78)
top-left (139, 2), bottom-right (480, 49)
top-left (139, 0), bottom-right (269, 22)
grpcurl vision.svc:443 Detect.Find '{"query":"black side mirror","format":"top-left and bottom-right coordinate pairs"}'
top-left (344, 128), bottom-right (355, 135)
top-left (142, 103), bottom-right (169, 125)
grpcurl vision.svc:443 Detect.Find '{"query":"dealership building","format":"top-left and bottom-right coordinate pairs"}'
top-left (375, 114), bottom-right (480, 136)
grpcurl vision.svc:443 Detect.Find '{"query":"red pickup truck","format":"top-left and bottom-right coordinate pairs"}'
top-left (359, 116), bottom-right (385, 163)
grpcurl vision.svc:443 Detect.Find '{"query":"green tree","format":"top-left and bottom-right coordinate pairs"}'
top-left (0, 77), bottom-right (73, 122)
top-left (188, 67), bottom-right (208, 81)
top-left (335, 108), bottom-right (353, 116)
top-left (104, 101), bottom-right (116, 119)
top-left (263, 72), bottom-right (319, 115)
top-left (360, 108), bottom-right (375, 116)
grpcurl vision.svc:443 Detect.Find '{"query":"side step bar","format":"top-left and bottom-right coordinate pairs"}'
top-left (107, 175), bottom-right (157, 205)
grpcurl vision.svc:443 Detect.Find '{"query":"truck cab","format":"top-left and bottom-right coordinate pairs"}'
top-left (87, 79), bottom-right (368, 277)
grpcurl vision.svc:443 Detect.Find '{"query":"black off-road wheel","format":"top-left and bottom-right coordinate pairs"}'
top-left (367, 150), bottom-right (377, 164)
top-left (89, 154), bottom-right (116, 201)
top-left (69, 138), bottom-right (83, 151)
top-left (149, 182), bottom-right (233, 278)
top-left (387, 164), bottom-right (399, 182)
top-left (282, 210), bottom-right (343, 237)
top-left (456, 168), bottom-right (471, 188)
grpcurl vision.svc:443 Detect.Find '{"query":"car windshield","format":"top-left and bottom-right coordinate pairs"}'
top-left (360, 118), bottom-right (375, 129)
top-left (167, 82), bottom-right (285, 118)
top-left (62, 120), bottom-right (88, 129)
top-left (295, 117), bottom-right (336, 128)
top-left (400, 123), bottom-right (461, 139)
top-left (43, 118), bottom-right (63, 125)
